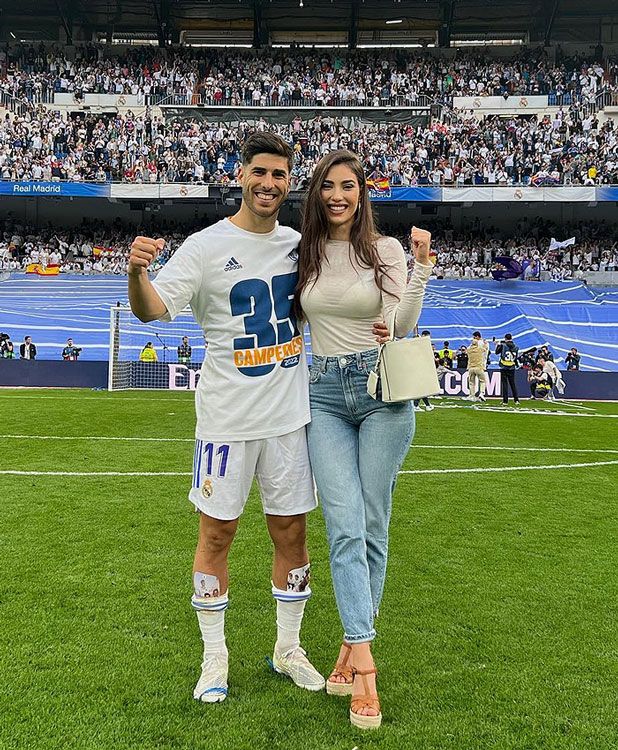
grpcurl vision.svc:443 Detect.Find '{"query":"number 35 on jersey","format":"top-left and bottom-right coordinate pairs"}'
top-left (230, 272), bottom-right (302, 377)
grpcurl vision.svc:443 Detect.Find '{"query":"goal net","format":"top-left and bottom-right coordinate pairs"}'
top-left (108, 305), bottom-right (205, 390)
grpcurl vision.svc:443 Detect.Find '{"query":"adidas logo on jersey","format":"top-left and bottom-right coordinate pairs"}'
top-left (224, 257), bottom-right (243, 272)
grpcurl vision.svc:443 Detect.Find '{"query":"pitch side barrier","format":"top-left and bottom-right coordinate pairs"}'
top-left (1, 361), bottom-right (617, 399)
top-left (1, 183), bottom-right (618, 203)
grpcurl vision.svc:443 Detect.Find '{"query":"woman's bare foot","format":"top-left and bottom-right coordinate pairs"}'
top-left (326, 642), bottom-right (354, 695)
top-left (350, 643), bottom-right (379, 717)
top-left (329, 643), bottom-right (352, 684)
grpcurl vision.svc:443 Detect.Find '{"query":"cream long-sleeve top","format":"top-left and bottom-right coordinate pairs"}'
top-left (300, 236), bottom-right (433, 357)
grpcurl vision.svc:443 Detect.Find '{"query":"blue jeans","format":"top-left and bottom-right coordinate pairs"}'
top-left (307, 349), bottom-right (415, 642)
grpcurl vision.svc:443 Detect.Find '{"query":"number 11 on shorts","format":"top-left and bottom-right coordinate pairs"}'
top-left (200, 442), bottom-right (230, 478)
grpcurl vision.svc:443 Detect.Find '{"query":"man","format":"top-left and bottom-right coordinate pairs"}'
top-left (439, 341), bottom-right (455, 369)
top-left (495, 333), bottom-right (520, 405)
top-left (128, 133), bottom-right (327, 704)
top-left (565, 347), bottom-right (581, 370)
top-left (536, 345), bottom-right (554, 364)
top-left (61, 338), bottom-right (81, 361)
top-left (537, 356), bottom-right (565, 400)
top-left (19, 335), bottom-right (36, 360)
top-left (466, 331), bottom-right (489, 402)
top-left (456, 346), bottom-right (468, 370)
top-left (178, 335), bottom-right (192, 365)
top-left (528, 365), bottom-right (552, 400)
top-left (0, 333), bottom-right (14, 359)
top-left (139, 341), bottom-right (158, 362)
top-left (414, 329), bottom-right (434, 412)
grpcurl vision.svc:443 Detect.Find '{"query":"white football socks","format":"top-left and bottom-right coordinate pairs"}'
top-left (272, 586), bottom-right (310, 654)
top-left (192, 593), bottom-right (229, 658)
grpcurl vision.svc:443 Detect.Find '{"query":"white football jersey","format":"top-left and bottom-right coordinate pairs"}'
top-left (152, 218), bottom-right (309, 441)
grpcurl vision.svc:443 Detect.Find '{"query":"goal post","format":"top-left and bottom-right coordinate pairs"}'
top-left (108, 305), bottom-right (206, 390)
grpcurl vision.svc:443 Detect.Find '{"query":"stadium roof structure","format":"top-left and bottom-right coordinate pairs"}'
top-left (1, 0), bottom-right (617, 48)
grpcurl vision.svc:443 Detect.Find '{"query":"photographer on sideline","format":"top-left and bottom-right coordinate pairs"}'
top-left (495, 333), bottom-right (520, 406)
top-left (62, 338), bottom-right (82, 361)
top-left (528, 365), bottom-right (552, 400)
top-left (0, 333), bottom-right (14, 359)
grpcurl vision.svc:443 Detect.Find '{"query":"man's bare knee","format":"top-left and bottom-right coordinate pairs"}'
top-left (198, 514), bottom-right (238, 558)
top-left (267, 514), bottom-right (307, 556)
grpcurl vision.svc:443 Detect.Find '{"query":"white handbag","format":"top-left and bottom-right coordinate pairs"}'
top-left (367, 323), bottom-right (441, 403)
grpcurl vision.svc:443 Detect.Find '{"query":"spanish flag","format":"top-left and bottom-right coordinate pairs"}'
top-left (26, 263), bottom-right (60, 276)
top-left (367, 177), bottom-right (390, 191)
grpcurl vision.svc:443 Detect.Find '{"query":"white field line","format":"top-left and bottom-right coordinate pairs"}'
top-left (399, 460), bottom-right (618, 475)
top-left (0, 395), bottom-right (194, 401)
top-left (1, 434), bottom-right (618, 455)
top-left (0, 434), bottom-right (194, 442)
top-left (3, 460), bottom-right (618, 477)
top-left (0, 470), bottom-right (191, 477)
top-left (412, 445), bottom-right (618, 454)
top-left (434, 405), bottom-right (618, 418)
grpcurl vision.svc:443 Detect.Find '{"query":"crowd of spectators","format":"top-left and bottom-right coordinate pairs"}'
top-left (2, 43), bottom-right (616, 108)
top-left (389, 216), bottom-right (618, 280)
top-left (1, 107), bottom-right (618, 186)
top-left (2, 214), bottom-right (616, 280)
top-left (1, 43), bottom-right (618, 185)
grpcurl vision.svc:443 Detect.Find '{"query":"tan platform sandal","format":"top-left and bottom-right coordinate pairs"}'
top-left (349, 667), bottom-right (382, 730)
top-left (325, 643), bottom-right (354, 696)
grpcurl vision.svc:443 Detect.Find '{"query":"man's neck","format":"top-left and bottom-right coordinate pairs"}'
top-left (229, 205), bottom-right (277, 234)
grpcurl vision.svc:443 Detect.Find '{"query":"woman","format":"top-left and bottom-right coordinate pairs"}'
top-left (297, 150), bottom-right (432, 729)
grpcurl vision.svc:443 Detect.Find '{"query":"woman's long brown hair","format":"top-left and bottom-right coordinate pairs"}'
top-left (294, 150), bottom-right (394, 319)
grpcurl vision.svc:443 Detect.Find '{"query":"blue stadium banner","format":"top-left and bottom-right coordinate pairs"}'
top-left (595, 187), bottom-right (618, 202)
top-left (369, 186), bottom-right (442, 202)
top-left (0, 181), bottom-right (111, 198)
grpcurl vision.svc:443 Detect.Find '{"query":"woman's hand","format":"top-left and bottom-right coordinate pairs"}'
top-left (411, 226), bottom-right (432, 265)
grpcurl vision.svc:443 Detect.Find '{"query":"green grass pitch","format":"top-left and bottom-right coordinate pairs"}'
top-left (1, 390), bottom-right (617, 750)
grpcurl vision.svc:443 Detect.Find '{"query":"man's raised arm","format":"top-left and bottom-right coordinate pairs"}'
top-left (128, 236), bottom-right (168, 322)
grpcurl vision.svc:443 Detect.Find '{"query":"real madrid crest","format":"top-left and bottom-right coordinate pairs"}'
top-left (201, 478), bottom-right (214, 499)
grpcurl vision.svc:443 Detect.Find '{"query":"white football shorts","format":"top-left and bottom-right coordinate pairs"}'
top-left (189, 426), bottom-right (317, 520)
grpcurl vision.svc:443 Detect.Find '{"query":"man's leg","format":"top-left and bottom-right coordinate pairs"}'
top-left (478, 369), bottom-right (487, 399)
top-left (192, 513), bottom-right (238, 703)
top-left (255, 428), bottom-right (323, 691)
top-left (264, 513), bottom-right (324, 691)
top-left (501, 369), bottom-right (509, 404)
top-left (510, 370), bottom-right (520, 403)
top-left (468, 369), bottom-right (477, 398)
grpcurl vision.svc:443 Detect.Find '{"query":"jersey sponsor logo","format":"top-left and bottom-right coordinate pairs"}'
top-left (230, 272), bottom-right (301, 377)
top-left (224, 256), bottom-right (243, 272)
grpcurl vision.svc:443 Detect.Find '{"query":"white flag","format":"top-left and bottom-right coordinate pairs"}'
top-left (549, 237), bottom-right (576, 251)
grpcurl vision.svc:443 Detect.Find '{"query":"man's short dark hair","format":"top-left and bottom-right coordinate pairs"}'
top-left (241, 132), bottom-right (294, 172)
top-left (504, 333), bottom-right (513, 341)
top-left (421, 330), bottom-right (431, 337)
top-left (473, 331), bottom-right (481, 338)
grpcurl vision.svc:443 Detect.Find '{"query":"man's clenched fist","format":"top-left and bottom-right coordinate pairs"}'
top-left (128, 236), bottom-right (166, 276)
top-left (411, 226), bottom-right (432, 265)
